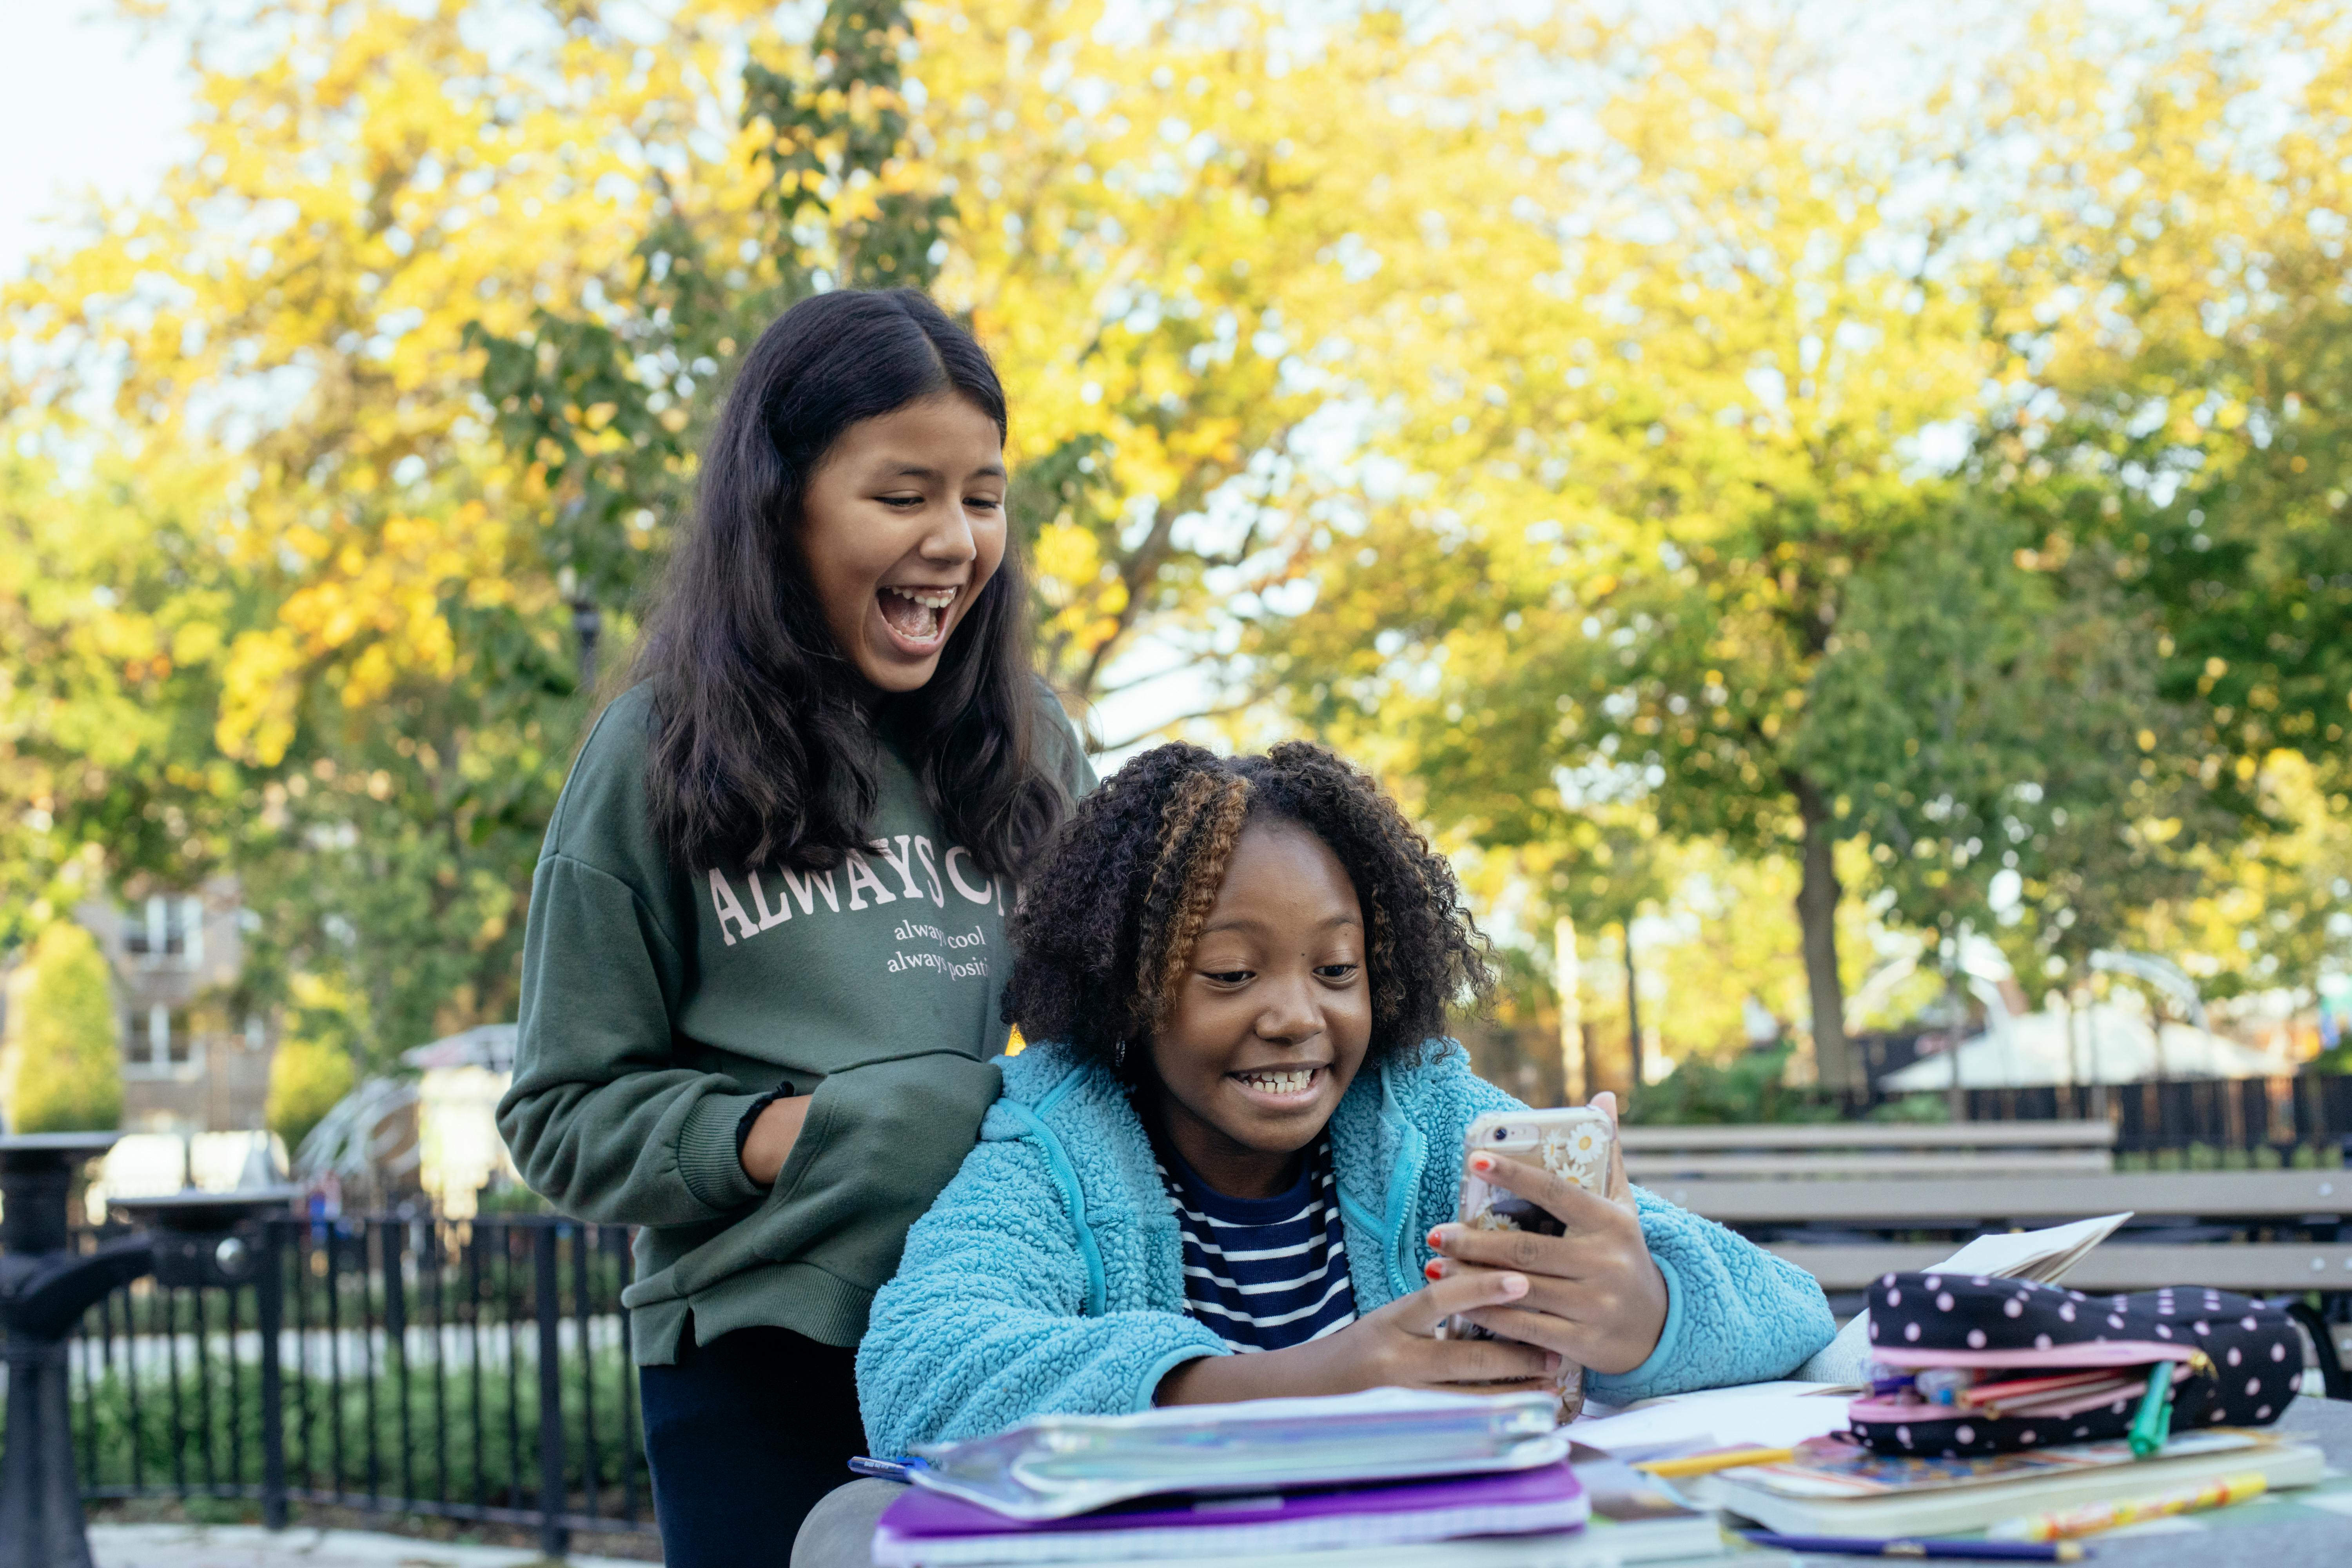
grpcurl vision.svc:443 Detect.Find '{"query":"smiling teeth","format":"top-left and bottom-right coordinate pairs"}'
top-left (1238, 1068), bottom-right (1317, 1094)
top-left (880, 584), bottom-right (955, 641)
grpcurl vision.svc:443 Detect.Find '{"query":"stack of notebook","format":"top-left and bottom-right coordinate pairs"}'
top-left (870, 1388), bottom-right (1728, 1565)
top-left (1688, 1426), bottom-right (2326, 1537)
top-left (872, 1461), bottom-right (1585, 1565)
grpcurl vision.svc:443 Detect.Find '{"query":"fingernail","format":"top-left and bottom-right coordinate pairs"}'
top-left (1499, 1273), bottom-right (1528, 1298)
top-left (1545, 1352), bottom-right (1562, 1374)
top-left (1469, 1153), bottom-right (1495, 1174)
top-left (1428, 1226), bottom-right (1454, 1247)
top-left (1424, 1259), bottom-right (1446, 1280)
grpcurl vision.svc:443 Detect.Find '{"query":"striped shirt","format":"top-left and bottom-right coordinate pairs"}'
top-left (1152, 1132), bottom-right (1358, 1352)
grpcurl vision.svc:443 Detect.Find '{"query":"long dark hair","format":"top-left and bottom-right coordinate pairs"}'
top-left (634, 288), bottom-right (1068, 875)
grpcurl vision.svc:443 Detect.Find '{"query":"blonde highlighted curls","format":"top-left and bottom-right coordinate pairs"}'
top-left (1139, 772), bottom-right (1254, 1031)
top-left (1003, 739), bottom-right (1495, 1086)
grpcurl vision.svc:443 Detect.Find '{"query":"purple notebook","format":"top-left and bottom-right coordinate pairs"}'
top-left (873, 1461), bottom-right (1588, 1565)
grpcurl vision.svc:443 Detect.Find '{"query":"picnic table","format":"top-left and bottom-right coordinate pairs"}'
top-left (789, 1397), bottom-right (2352, 1566)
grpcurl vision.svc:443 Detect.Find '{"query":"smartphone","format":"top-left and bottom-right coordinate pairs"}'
top-left (1438, 1106), bottom-right (1624, 1419)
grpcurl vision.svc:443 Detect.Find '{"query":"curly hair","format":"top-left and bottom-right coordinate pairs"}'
top-left (1003, 740), bottom-right (1495, 1080)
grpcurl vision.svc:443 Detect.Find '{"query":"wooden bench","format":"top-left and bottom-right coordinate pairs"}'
top-left (1764, 1242), bottom-right (2352, 1294)
top-left (1648, 1169), bottom-right (2350, 1225)
top-left (1646, 1168), bottom-right (2352, 1397)
top-left (1621, 1120), bottom-right (2117, 1181)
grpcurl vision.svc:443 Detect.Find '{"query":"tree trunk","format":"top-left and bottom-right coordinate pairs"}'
top-left (1622, 922), bottom-right (1643, 1101)
top-left (1555, 916), bottom-right (1585, 1105)
top-left (1792, 776), bottom-right (1853, 1098)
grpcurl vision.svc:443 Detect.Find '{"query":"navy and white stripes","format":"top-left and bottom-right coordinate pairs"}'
top-left (1152, 1134), bottom-right (1359, 1353)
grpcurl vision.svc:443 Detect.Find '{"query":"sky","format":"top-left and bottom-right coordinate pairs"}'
top-left (0, 3), bottom-right (196, 282)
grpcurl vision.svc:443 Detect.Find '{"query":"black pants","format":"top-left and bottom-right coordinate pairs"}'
top-left (640, 1323), bottom-right (867, 1566)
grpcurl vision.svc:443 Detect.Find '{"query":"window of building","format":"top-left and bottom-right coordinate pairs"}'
top-left (126, 1005), bottom-right (199, 1071)
top-left (122, 895), bottom-right (203, 966)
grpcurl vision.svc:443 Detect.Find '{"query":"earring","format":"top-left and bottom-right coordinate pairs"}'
top-left (1114, 1040), bottom-right (1129, 1073)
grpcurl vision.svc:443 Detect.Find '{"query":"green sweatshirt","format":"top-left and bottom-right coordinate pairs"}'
top-left (497, 682), bottom-right (1094, 1363)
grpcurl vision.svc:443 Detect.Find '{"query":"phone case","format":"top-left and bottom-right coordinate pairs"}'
top-left (1438, 1107), bottom-right (1624, 1420)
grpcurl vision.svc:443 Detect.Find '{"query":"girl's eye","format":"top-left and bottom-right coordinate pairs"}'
top-left (965, 495), bottom-right (1002, 512)
top-left (879, 494), bottom-right (924, 509)
top-left (1317, 964), bottom-right (1361, 982)
top-left (1203, 969), bottom-right (1252, 985)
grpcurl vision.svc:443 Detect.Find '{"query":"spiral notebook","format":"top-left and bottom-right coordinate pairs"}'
top-left (907, 1388), bottom-right (1566, 1520)
top-left (871, 1461), bottom-right (1590, 1566)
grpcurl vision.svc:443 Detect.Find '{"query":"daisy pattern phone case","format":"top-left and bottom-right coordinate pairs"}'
top-left (1439, 1107), bottom-right (1623, 1419)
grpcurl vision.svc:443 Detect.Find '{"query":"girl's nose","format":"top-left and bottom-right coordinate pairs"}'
top-left (1255, 975), bottom-right (1324, 1044)
top-left (918, 505), bottom-right (981, 563)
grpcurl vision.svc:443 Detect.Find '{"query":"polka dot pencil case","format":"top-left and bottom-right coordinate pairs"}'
top-left (1848, 1272), bottom-right (2300, 1458)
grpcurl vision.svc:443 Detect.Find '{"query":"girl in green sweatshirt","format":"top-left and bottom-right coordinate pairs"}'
top-left (497, 289), bottom-right (1091, 1562)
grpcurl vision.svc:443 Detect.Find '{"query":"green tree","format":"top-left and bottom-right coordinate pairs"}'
top-left (1800, 510), bottom-right (2248, 1000)
top-left (5, 923), bottom-right (123, 1133)
top-left (265, 1037), bottom-right (357, 1155)
top-left (1991, 3), bottom-right (2352, 795)
top-left (1259, 19), bottom-right (2002, 1089)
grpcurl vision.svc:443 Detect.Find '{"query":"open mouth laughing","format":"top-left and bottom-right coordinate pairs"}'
top-left (878, 583), bottom-right (961, 648)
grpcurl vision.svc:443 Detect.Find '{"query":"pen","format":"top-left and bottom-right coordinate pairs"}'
top-left (1738, 1531), bottom-right (2085, 1561)
top-left (1989, 1471), bottom-right (2267, 1541)
top-left (1635, 1445), bottom-right (1797, 1478)
top-left (2126, 1361), bottom-right (2174, 1458)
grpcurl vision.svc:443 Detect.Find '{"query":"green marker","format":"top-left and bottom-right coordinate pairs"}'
top-left (2128, 1361), bottom-right (2176, 1458)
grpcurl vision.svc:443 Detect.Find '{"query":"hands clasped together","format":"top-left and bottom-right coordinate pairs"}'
top-left (1158, 1093), bottom-right (1670, 1405)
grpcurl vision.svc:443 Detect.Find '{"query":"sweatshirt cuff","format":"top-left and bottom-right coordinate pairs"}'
top-left (1591, 1253), bottom-right (1685, 1397)
top-left (1132, 1341), bottom-right (1227, 1412)
top-left (677, 1091), bottom-right (769, 1213)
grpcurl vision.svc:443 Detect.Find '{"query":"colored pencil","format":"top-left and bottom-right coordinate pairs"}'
top-left (1739, 1531), bottom-right (2085, 1561)
top-left (1989, 1471), bottom-right (2267, 1541)
top-left (1634, 1445), bottom-right (1798, 1478)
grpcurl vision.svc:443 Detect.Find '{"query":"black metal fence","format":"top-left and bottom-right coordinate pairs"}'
top-left (1835, 1073), bottom-right (2352, 1158)
top-left (48, 1212), bottom-right (651, 1556)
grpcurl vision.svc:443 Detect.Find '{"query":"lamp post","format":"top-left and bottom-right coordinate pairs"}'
top-left (0, 1134), bottom-right (301, 1568)
top-left (0, 1134), bottom-right (148, 1568)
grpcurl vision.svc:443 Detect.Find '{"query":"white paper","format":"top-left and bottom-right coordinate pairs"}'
top-left (1795, 1212), bottom-right (2136, 1383)
top-left (1567, 1380), bottom-right (1858, 1457)
top-left (1931, 1212), bottom-right (2132, 1284)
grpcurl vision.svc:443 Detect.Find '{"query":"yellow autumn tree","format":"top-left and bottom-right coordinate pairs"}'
top-left (4, 924), bottom-right (123, 1133)
top-left (4, 0), bottom-right (819, 1060)
top-left (6, 0), bottom-right (1525, 1051)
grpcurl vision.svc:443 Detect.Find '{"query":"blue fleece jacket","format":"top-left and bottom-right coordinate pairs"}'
top-left (858, 1040), bottom-right (1835, 1454)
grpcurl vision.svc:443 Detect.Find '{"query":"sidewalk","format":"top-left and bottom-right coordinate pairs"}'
top-left (93, 1523), bottom-right (655, 1568)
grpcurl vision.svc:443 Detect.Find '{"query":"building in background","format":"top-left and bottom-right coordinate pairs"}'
top-left (70, 877), bottom-right (276, 1135)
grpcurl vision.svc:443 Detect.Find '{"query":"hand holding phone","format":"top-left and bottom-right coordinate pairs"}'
top-left (1427, 1093), bottom-right (1664, 1418)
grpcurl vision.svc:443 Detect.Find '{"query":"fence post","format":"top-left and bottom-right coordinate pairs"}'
top-left (257, 1221), bottom-right (288, 1531)
top-left (533, 1224), bottom-right (571, 1561)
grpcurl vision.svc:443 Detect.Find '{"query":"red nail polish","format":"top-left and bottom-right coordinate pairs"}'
top-left (1470, 1153), bottom-right (1493, 1173)
top-left (1424, 1259), bottom-right (1444, 1280)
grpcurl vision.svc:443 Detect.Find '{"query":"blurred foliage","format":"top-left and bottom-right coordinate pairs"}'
top-left (4, 0), bottom-right (2351, 1102)
top-left (2, 923), bottom-right (123, 1132)
top-left (1255, 0), bottom-right (2352, 1089)
top-left (265, 1033), bottom-right (358, 1154)
top-left (1619, 1047), bottom-right (1827, 1127)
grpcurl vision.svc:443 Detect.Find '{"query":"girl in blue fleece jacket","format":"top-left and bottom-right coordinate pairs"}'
top-left (858, 742), bottom-right (1833, 1454)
